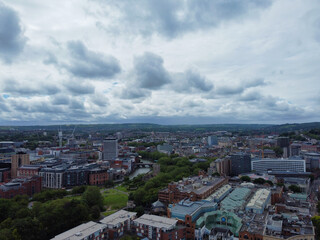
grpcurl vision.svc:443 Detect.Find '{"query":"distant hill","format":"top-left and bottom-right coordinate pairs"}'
top-left (1, 122), bottom-right (320, 134)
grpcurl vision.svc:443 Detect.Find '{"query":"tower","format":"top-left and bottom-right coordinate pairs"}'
top-left (103, 138), bottom-right (118, 161)
top-left (11, 152), bottom-right (30, 178)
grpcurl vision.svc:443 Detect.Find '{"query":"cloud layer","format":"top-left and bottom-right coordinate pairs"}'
top-left (0, 0), bottom-right (320, 124)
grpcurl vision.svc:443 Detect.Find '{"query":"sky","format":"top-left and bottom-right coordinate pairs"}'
top-left (0, 0), bottom-right (320, 125)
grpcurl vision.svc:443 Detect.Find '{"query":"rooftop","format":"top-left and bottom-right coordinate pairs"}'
top-left (51, 221), bottom-right (106, 240)
top-left (134, 214), bottom-right (178, 230)
top-left (100, 210), bottom-right (136, 226)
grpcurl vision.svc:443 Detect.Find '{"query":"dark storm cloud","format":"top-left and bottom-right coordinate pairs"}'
top-left (97, 0), bottom-right (272, 38)
top-left (2, 79), bottom-right (60, 96)
top-left (134, 52), bottom-right (171, 89)
top-left (64, 80), bottom-right (95, 95)
top-left (63, 40), bottom-right (121, 79)
top-left (0, 2), bottom-right (26, 63)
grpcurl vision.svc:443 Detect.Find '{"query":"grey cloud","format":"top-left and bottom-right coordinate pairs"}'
top-left (216, 78), bottom-right (266, 95)
top-left (51, 95), bottom-right (70, 105)
top-left (64, 80), bottom-right (95, 95)
top-left (134, 52), bottom-right (171, 89)
top-left (69, 99), bottom-right (85, 110)
top-left (120, 87), bottom-right (151, 100)
top-left (0, 2), bottom-right (26, 63)
top-left (174, 70), bottom-right (213, 93)
top-left (238, 91), bottom-right (262, 101)
top-left (63, 40), bottom-right (121, 79)
top-left (91, 94), bottom-right (109, 107)
top-left (97, 0), bottom-right (272, 38)
top-left (2, 79), bottom-right (60, 96)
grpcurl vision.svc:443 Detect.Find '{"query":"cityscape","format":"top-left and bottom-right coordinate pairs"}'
top-left (1, 0), bottom-right (320, 240)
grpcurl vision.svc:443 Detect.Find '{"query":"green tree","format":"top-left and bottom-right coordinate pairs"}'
top-left (253, 178), bottom-right (266, 185)
top-left (240, 176), bottom-right (251, 182)
top-left (312, 216), bottom-right (320, 239)
top-left (82, 186), bottom-right (104, 209)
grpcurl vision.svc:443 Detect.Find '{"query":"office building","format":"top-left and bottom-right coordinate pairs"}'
top-left (230, 153), bottom-right (251, 176)
top-left (251, 158), bottom-right (306, 173)
top-left (103, 138), bottom-right (118, 160)
top-left (277, 137), bottom-right (290, 158)
top-left (208, 135), bottom-right (218, 146)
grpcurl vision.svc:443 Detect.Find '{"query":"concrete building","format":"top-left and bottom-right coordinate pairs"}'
top-left (133, 214), bottom-right (186, 240)
top-left (51, 221), bottom-right (107, 240)
top-left (103, 138), bottom-right (118, 160)
top-left (230, 153), bottom-right (251, 176)
top-left (215, 158), bottom-right (231, 176)
top-left (251, 158), bottom-right (306, 173)
top-left (277, 137), bottom-right (290, 158)
top-left (100, 210), bottom-right (137, 240)
top-left (39, 167), bottom-right (65, 189)
top-left (11, 152), bottom-right (30, 178)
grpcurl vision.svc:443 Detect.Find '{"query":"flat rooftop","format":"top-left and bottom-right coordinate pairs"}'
top-left (100, 210), bottom-right (136, 226)
top-left (51, 221), bottom-right (106, 240)
top-left (134, 214), bottom-right (177, 230)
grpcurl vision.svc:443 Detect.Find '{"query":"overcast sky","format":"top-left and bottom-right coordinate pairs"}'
top-left (1, 0), bottom-right (320, 125)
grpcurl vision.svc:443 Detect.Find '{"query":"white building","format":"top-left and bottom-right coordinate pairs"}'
top-left (246, 188), bottom-right (271, 214)
top-left (251, 158), bottom-right (306, 173)
top-left (51, 221), bottom-right (107, 240)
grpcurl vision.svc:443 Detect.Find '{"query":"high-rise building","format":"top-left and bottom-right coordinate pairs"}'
top-left (11, 152), bottom-right (30, 179)
top-left (208, 135), bottom-right (218, 146)
top-left (230, 153), bottom-right (251, 176)
top-left (103, 138), bottom-right (118, 160)
top-left (277, 137), bottom-right (290, 158)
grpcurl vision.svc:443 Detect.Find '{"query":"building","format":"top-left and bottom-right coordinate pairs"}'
top-left (17, 165), bottom-right (41, 177)
top-left (230, 153), bottom-right (251, 176)
top-left (208, 136), bottom-right (218, 146)
top-left (0, 176), bottom-right (42, 198)
top-left (63, 167), bottom-right (90, 188)
top-left (245, 188), bottom-right (271, 214)
top-left (39, 166), bottom-right (65, 189)
top-left (158, 176), bottom-right (228, 204)
top-left (290, 143), bottom-right (301, 157)
top-left (100, 210), bottom-right (137, 240)
top-left (220, 187), bottom-right (251, 212)
top-left (205, 184), bottom-right (232, 203)
top-left (103, 138), bottom-right (118, 160)
top-left (251, 158), bottom-right (306, 173)
top-left (11, 152), bottom-right (30, 178)
top-left (277, 137), bottom-right (290, 158)
top-left (215, 158), bottom-right (231, 176)
top-left (157, 143), bottom-right (173, 154)
top-left (302, 152), bottom-right (320, 171)
top-left (168, 199), bottom-right (218, 240)
top-left (0, 165), bottom-right (11, 183)
top-left (89, 168), bottom-right (109, 186)
top-left (133, 214), bottom-right (186, 240)
top-left (51, 221), bottom-right (107, 240)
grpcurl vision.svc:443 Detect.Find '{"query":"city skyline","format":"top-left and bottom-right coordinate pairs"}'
top-left (1, 0), bottom-right (320, 125)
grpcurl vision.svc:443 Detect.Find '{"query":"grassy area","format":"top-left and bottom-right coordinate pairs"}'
top-left (64, 195), bottom-right (82, 200)
top-left (115, 185), bottom-right (130, 192)
top-left (103, 189), bottom-right (128, 210)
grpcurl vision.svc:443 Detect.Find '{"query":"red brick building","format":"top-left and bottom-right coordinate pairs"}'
top-left (0, 176), bottom-right (42, 199)
top-left (89, 168), bottom-right (109, 186)
top-left (17, 165), bottom-right (41, 177)
top-left (0, 168), bottom-right (11, 183)
top-left (158, 176), bottom-right (228, 204)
